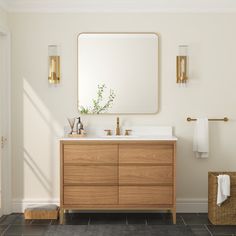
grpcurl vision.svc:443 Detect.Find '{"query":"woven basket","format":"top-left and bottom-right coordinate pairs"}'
top-left (24, 205), bottom-right (59, 220)
top-left (208, 172), bottom-right (236, 225)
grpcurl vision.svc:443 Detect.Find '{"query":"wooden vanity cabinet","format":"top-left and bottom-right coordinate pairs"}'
top-left (60, 140), bottom-right (176, 224)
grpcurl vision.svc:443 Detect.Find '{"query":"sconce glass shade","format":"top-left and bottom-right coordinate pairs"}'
top-left (176, 45), bottom-right (188, 84)
top-left (48, 45), bottom-right (60, 84)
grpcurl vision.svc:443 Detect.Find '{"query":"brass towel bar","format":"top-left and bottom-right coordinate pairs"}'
top-left (187, 117), bottom-right (229, 122)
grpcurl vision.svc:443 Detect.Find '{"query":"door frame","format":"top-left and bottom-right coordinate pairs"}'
top-left (0, 26), bottom-right (12, 215)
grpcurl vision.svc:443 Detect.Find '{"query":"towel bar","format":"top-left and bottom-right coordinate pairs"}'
top-left (187, 117), bottom-right (229, 122)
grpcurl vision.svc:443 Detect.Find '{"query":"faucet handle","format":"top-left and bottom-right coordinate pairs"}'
top-left (104, 129), bottom-right (112, 136)
top-left (125, 129), bottom-right (132, 136)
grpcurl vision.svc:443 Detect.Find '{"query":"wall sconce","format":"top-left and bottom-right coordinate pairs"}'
top-left (176, 45), bottom-right (188, 84)
top-left (48, 45), bottom-right (60, 84)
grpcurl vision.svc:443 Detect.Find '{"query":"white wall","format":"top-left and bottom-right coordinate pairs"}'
top-left (0, 7), bottom-right (8, 29)
top-left (9, 12), bottom-right (236, 212)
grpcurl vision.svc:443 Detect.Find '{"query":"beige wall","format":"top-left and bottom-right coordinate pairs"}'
top-left (9, 12), bottom-right (236, 211)
top-left (0, 7), bottom-right (8, 29)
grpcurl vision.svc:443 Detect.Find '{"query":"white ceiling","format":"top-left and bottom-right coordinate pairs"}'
top-left (1, 0), bottom-right (236, 13)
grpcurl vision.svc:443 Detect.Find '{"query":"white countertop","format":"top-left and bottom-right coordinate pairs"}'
top-left (60, 135), bottom-right (177, 141)
top-left (61, 126), bottom-right (177, 141)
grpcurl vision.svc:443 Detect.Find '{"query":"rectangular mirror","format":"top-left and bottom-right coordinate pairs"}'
top-left (78, 33), bottom-right (159, 114)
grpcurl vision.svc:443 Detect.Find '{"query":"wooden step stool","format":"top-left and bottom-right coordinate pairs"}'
top-left (24, 204), bottom-right (59, 220)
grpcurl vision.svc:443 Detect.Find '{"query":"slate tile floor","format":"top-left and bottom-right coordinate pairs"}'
top-left (0, 213), bottom-right (236, 235)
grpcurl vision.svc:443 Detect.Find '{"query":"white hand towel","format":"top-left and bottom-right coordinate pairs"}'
top-left (217, 174), bottom-right (230, 206)
top-left (193, 118), bottom-right (209, 158)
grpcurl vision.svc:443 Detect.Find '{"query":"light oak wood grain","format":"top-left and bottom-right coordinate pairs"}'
top-left (119, 165), bottom-right (173, 185)
top-left (119, 144), bottom-right (173, 164)
top-left (62, 204), bottom-right (173, 209)
top-left (64, 186), bottom-right (118, 205)
top-left (119, 186), bottom-right (173, 205)
top-left (60, 140), bottom-right (176, 224)
top-left (64, 144), bottom-right (118, 164)
top-left (64, 165), bottom-right (118, 185)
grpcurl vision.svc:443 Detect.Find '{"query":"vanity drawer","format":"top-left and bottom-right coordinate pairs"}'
top-left (64, 186), bottom-right (118, 205)
top-left (119, 144), bottom-right (173, 164)
top-left (119, 186), bottom-right (173, 205)
top-left (63, 145), bottom-right (118, 164)
top-left (64, 165), bottom-right (118, 185)
top-left (119, 166), bottom-right (173, 185)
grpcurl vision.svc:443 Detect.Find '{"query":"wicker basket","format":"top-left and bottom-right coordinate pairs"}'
top-left (208, 172), bottom-right (236, 225)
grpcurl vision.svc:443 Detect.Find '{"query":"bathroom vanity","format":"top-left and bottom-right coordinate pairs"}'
top-left (60, 135), bottom-right (177, 224)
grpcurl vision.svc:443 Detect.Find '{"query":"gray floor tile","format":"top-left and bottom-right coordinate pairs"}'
top-left (71, 213), bottom-right (91, 219)
top-left (207, 224), bottom-right (236, 235)
top-left (210, 234), bottom-right (234, 236)
top-left (70, 213), bottom-right (90, 225)
top-left (0, 214), bottom-right (19, 225)
top-left (87, 225), bottom-right (128, 236)
top-left (189, 225), bottom-right (211, 235)
top-left (4, 235), bottom-right (39, 236)
top-left (147, 213), bottom-right (172, 225)
top-left (51, 219), bottom-right (59, 225)
top-left (148, 225), bottom-right (194, 236)
top-left (63, 218), bottom-right (89, 225)
top-left (31, 219), bottom-right (52, 225)
top-left (180, 213), bottom-right (211, 225)
top-left (126, 213), bottom-right (146, 225)
top-left (0, 225), bottom-right (9, 234)
top-left (12, 215), bottom-right (32, 225)
top-left (44, 225), bottom-right (88, 236)
top-left (54, 213), bottom-right (90, 225)
top-left (176, 213), bottom-right (185, 225)
top-left (89, 213), bottom-right (126, 225)
top-left (2, 212), bottom-right (236, 236)
top-left (44, 224), bottom-right (194, 236)
top-left (63, 213), bottom-right (72, 220)
top-left (3, 225), bottom-right (49, 235)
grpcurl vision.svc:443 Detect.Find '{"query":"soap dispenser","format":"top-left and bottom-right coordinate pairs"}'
top-left (76, 117), bottom-right (84, 134)
top-left (76, 117), bottom-right (81, 134)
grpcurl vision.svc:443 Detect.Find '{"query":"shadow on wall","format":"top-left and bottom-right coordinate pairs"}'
top-left (23, 148), bottom-right (52, 195)
top-left (16, 78), bottom-right (63, 201)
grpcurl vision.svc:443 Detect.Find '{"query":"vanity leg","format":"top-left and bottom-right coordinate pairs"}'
top-left (59, 208), bottom-right (64, 224)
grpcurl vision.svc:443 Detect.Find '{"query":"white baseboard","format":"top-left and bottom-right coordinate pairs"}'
top-left (12, 199), bottom-right (60, 213)
top-left (176, 198), bottom-right (208, 213)
top-left (12, 198), bottom-right (208, 213)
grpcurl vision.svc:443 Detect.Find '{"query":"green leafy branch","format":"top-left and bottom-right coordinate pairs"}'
top-left (79, 84), bottom-right (116, 114)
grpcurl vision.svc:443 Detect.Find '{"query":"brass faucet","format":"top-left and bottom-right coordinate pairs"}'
top-left (103, 117), bottom-right (132, 136)
top-left (116, 117), bottom-right (121, 135)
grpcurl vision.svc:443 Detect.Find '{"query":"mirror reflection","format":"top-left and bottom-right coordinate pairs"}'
top-left (78, 33), bottom-right (158, 114)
